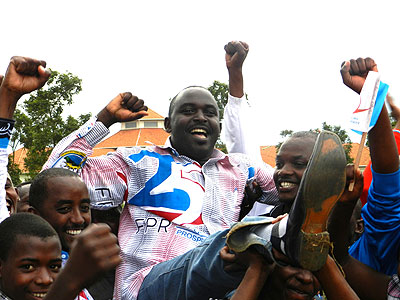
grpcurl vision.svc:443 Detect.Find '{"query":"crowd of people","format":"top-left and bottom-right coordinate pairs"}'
top-left (0, 41), bottom-right (399, 300)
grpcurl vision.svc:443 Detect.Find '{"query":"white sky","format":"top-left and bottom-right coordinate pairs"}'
top-left (1, 0), bottom-right (400, 146)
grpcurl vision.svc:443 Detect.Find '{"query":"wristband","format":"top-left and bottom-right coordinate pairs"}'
top-left (0, 118), bottom-right (15, 149)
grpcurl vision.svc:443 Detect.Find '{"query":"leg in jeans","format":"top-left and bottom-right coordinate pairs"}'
top-left (137, 229), bottom-right (244, 300)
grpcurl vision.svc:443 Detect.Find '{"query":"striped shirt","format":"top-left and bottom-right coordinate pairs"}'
top-left (43, 117), bottom-right (277, 300)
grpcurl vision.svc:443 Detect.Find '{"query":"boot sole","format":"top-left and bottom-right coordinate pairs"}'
top-left (297, 131), bottom-right (346, 271)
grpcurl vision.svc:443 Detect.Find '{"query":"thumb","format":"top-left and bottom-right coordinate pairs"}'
top-left (340, 61), bottom-right (353, 88)
top-left (37, 65), bottom-right (51, 88)
top-left (340, 61), bottom-right (351, 80)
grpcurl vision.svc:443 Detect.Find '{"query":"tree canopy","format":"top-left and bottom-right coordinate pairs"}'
top-left (208, 80), bottom-right (228, 153)
top-left (9, 70), bottom-right (91, 182)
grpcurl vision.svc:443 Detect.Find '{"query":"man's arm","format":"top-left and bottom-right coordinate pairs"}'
top-left (44, 224), bottom-right (121, 300)
top-left (223, 42), bottom-right (275, 213)
top-left (328, 166), bottom-right (389, 299)
top-left (0, 56), bottom-right (50, 222)
top-left (219, 245), bottom-right (273, 300)
top-left (314, 255), bottom-right (361, 300)
top-left (223, 41), bottom-right (257, 157)
top-left (42, 92), bottom-right (148, 209)
top-left (341, 57), bottom-right (400, 275)
top-left (341, 58), bottom-right (398, 174)
top-left (224, 41), bottom-right (248, 98)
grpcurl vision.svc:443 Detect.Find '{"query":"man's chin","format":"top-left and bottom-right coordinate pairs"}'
top-left (278, 195), bottom-right (296, 207)
top-left (61, 233), bottom-right (79, 252)
top-left (285, 288), bottom-right (314, 300)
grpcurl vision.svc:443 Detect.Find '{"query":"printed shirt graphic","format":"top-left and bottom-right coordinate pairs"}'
top-left (128, 150), bottom-right (205, 225)
top-left (43, 116), bottom-right (277, 300)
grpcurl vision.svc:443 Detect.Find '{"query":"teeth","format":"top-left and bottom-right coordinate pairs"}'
top-left (191, 128), bottom-right (207, 134)
top-left (66, 229), bottom-right (82, 236)
top-left (32, 293), bottom-right (47, 298)
top-left (280, 182), bottom-right (296, 188)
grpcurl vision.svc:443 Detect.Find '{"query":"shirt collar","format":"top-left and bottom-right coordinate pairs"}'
top-left (0, 289), bottom-right (12, 300)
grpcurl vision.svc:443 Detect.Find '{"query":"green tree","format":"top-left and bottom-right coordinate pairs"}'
top-left (319, 122), bottom-right (353, 163)
top-left (208, 80), bottom-right (228, 120)
top-left (7, 156), bottom-right (22, 186)
top-left (9, 70), bottom-right (91, 180)
top-left (208, 80), bottom-right (229, 153)
top-left (276, 123), bottom-right (354, 163)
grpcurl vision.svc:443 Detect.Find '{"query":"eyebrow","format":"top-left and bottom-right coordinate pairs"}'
top-left (19, 258), bottom-right (62, 263)
top-left (19, 258), bottom-right (39, 263)
top-left (276, 154), bottom-right (307, 159)
top-left (56, 198), bottom-right (90, 205)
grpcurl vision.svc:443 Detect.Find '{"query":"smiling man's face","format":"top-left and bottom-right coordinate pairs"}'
top-left (165, 87), bottom-right (220, 165)
top-left (260, 263), bottom-right (321, 300)
top-left (273, 137), bottom-right (315, 211)
top-left (37, 176), bottom-right (91, 252)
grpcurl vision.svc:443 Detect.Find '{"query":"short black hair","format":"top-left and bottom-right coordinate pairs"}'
top-left (277, 131), bottom-right (319, 152)
top-left (168, 86), bottom-right (213, 118)
top-left (0, 213), bottom-right (58, 261)
top-left (29, 168), bottom-right (80, 211)
top-left (291, 131), bottom-right (319, 140)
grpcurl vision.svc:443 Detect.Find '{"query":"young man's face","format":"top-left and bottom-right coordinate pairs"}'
top-left (37, 176), bottom-right (91, 252)
top-left (273, 137), bottom-right (315, 210)
top-left (165, 87), bottom-right (220, 165)
top-left (5, 178), bottom-right (18, 214)
top-left (0, 235), bottom-right (62, 300)
top-left (261, 263), bottom-right (321, 300)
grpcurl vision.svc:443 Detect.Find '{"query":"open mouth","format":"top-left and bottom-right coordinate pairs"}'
top-left (31, 292), bottom-right (47, 299)
top-left (286, 287), bottom-right (313, 299)
top-left (190, 128), bottom-right (208, 139)
top-left (65, 229), bottom-right (82, 236)
top-left (279, 181), bottom-right (297, 189)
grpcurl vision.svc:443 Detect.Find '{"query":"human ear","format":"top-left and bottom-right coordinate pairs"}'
top-left (164, 118), bottom-right (172, 133)
top-left (28, 206), bottom-right (40, 216)
top-left (355, 219), bottom-right (364, 234)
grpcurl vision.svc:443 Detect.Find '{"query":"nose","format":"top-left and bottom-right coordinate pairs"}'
top-left (70, 207), bottom-right (85, 225)
top-left (278, 164), bottom-right (294, 176)
top-left (295, 270), bottom-right (314, 284)
top-left (35, 268), bottom-right (54, 286)
top-left (193, 110), bottom-right (207, 122)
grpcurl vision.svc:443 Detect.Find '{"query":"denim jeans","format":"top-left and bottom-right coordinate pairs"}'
top-left (137, 229), bottom-right (244, 300)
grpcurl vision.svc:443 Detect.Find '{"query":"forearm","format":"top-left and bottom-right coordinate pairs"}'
top-left (328, 201), bottom-right (357, 264)
top-left (228, 67), bottom-right (244, 98)
top-left (340, 257), bottom-right (390, 300)
top-left (369, 105), bottom-right (399, 173)
top-left (224, 94), bottom-right (246, 154)
top-left (0, 87), bottom-right (19, 119)
top-left (42, 116), bottom-right (108, 171)
top-left (230, 264), bottom-right (269, 300)
top-left (44, 267), bottom-right (83, 300)
top-left (314, 256), bottom-right (359, 300)
top-left (97, 107), bottom-right (117, 128)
